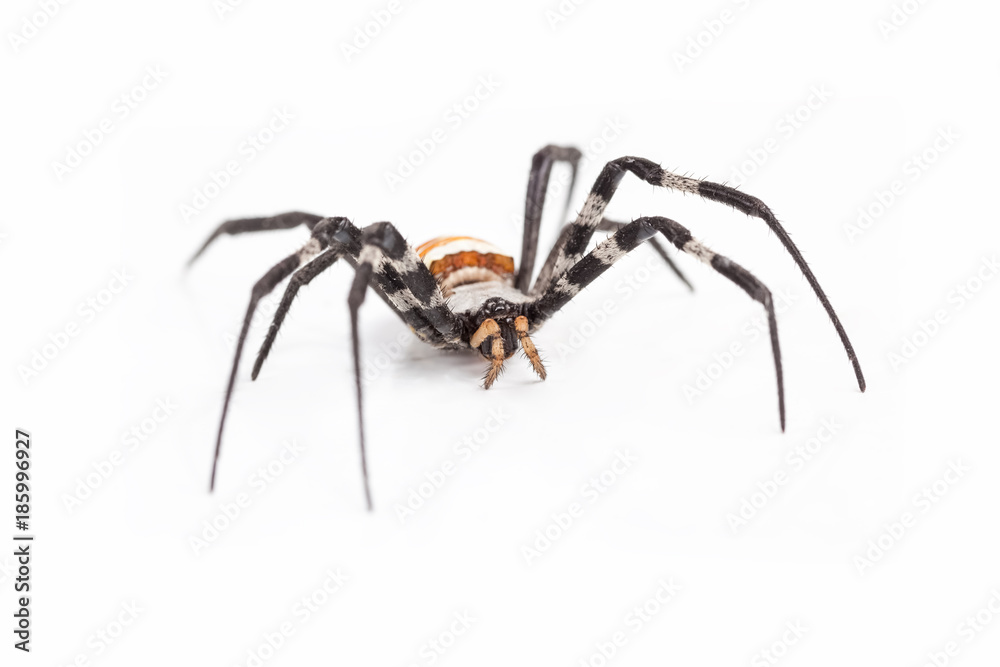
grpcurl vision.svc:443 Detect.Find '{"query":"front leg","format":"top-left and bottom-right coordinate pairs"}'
top-left (528, 216), bottom-right (786, 432)
top-left (532, 155), bottom-right (864, 393)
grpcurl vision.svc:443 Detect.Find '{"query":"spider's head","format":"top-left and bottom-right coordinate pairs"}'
top-left (470, 298), bottom-right (520, 360)
top-left (468, 298), bottom-right (546, 388)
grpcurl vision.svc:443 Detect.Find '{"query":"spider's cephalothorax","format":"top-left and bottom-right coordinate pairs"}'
top-left (415, 236), bottom-right (543, 385)
top-left (190, 145), bottom-right (867, 510)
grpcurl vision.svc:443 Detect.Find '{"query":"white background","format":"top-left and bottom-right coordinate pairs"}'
top-left (3, 1), bottom-right (1000, 665)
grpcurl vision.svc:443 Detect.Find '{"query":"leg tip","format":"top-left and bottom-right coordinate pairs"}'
top-left (186, 246), bottom-right (210, 268)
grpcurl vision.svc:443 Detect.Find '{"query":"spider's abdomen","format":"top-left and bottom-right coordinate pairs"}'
top-left (415, 236), bottom-right (515, 295)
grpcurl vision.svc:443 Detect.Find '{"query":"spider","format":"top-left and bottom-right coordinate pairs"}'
top-left (190, 145), bottom-right (866, 509)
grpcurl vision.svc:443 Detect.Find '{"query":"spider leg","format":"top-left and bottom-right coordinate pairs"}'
top-left (351, 224), bottom-right (464, 346)
top-left (596, 217), bottom-right (694, 292)
top-left (206, 215), bottom-right (461, 501)
top-left (532, 156), bottom-right (864, 392)
top-left (528, 216), bottom-right (786, 431)
top-left (515, 145), bottom-right (582, 292)
top-left (187, 211), bottom-right (325, 266)
top-left (208, 221), bottom-right (332, 491)
top-left (250, 246), bottom-right (347, 381)
top-left (348, 222), bottom-right (464, 510)
top-left (251, 221), bottom-right (452, 381)
top-left (543, 215), bottom-right (695, 293)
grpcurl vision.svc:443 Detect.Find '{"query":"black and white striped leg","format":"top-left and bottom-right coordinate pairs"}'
top-left (596, 217), bottom-right (694, 292)
top-left (208, 227), bottom-right (330, 491)
top-left (252, 218), bottom-right (367, 381)
top-left (528, 215), bottom-right (786, 431)
top-left (695, 179), bottom-right (863, 391)
top-left (347, 222), bottom-right (465, 509)
top-left (515, 145), bottom-right (582, 293)
top-left (353, 223), bottom-right (464, 345)
top-left (533, 156), bottom-right (864, 392)
top-left (252, 216), bottom-right (473, 382)
top-left (250, 246), bottom-right (347, 381)
top-left (188, 211), bottom-right (325, 266)
top-left (543, 216), bottom-right (695, 293)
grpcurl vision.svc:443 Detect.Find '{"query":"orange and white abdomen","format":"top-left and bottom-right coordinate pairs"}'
top-left (415, 236), bottom-right (515, 296)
